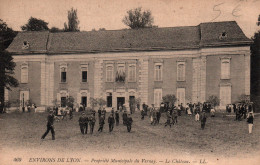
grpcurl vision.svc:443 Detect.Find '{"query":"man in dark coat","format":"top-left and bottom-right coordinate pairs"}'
top-left (108, 114), bottom-right (115, 132)
top-left (98, 115), bottom-right (105, 132)
top-left (165, 111), bottom-right (172, 128)
top-left (115, 110), bottom-right (119, 126)
top-left (156, 110), bottom-right (161, 124)
top-left (41, 110), bottom-right (55, 140)
top-left (111, 108), bottom-right (115, 117)
top-left (102, 108), bottom-right (107, 119)
top-left (122, 110), bottom-right (128, 125)
top-left (88, 114), bottom-right (96, 134)
top-left (200, 111), bottom-right (207, 130)
top-left (98, 107), bottom-right (102, 118)
top-left (126, 114), bottom-right (133, 132)
top-left (141, 109), bottom-right (145, 120)
top-left (78, 112), bottom-right (87, 134)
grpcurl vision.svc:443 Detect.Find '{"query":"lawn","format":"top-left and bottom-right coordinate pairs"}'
top-left (0, 111), bottom-right (259, 165)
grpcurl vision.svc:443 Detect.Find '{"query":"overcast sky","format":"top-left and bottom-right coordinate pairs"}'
top-left (0, 0), bottom-right (259, 37)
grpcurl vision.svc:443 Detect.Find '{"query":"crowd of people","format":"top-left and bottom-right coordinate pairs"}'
top-left (41, 101), bottom-right (255, 140)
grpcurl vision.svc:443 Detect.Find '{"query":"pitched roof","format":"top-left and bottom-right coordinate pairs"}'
top-left (7, 21), bottom-right (251, 54)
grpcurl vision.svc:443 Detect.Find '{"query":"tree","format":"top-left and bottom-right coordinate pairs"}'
top-left (21, 17), bottom-right (49, 31)
top-left (97, 98), bottom-right (107, 108)
top-left (64, 8), bottom-right (80, 32)
top-left (66, 96), bottom-right (75, 108)
top-left (49, 27), bottom-right (64, 33)
top-left (251, 14), bottom-right (260, 112)
top-left (162, 94), bottom-right (177, 107)
top-left (206, 95), bottom-right (220, 108)
top-left (90, 97), bottom-right (98, 109)
top-left (122, 7), bottom-right (154, 29)
top-left (0, 20), bottom-right (19, 113)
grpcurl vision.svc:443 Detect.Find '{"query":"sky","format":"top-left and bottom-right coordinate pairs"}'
top-left (0, 0), bottom-right (259, 37)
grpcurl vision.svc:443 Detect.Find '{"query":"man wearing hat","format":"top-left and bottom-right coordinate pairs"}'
top-left (41, 110), bottom-right (55, 140)
top-left (88, 113), bottom-right (96, 134)
top-left (122, 110), bottom-right (128, 126)
top-left (200, 111), bottom-right (207, 130)
top-left (126, 113), bottom-right (133, 132)
top-left (115, 110), bottom-right (120, 126)
top-left (98, 115), bottom-right (105, 132)
top-left (78, 112), bottom-right (87, 134)
top-left (165, 111), bottom-right (172, 128)
top-left (247, 112), bottom-right (254, 134)
top-left (108, 113), bottom-right (115, 132)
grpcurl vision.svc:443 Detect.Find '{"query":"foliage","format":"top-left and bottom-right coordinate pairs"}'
top-left (129, 97), bottom-right (140, 106)
top-left (64, 8), bottom-right (80, 32)
top-left (90, 97), bottom-right (98, 109)
top-left (162, 94), bottom-right (177, 107)
top-left (66, 96), bottom-right (75, 108)
top-left (122, 7), bottom-right (154, 29)
top-left (115, 71), bottom-right (126, 82)
top-left (21, 17), bottom-right (49, 31)
top-left (206, 95), bottom-right (220, 107)
top-left (0, 19), bottom-right (18, 50)
top-left (49, 27), bottom-right (64, 33)
top-left (97, 98), bottom-right (107, 107)
top-left (237, 94), bottom-right (250, 104)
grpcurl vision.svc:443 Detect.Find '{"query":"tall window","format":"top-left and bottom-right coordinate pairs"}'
top-left (128, 64), bottom-right (136, 82)
top-left (154, 89), bottom-right (162, 107)
top-left (116, 64), bottom-right (125, 82)
top-left (61, 67), bottom-right (67, 82)
top-left (106, 65), bottom-right (113, 82)
top-left (21, 64), bottom-right (28, 83)
top-left (220, 85), bottom-right (231, 106)
top-left (221, 58), bottom-right (231, 79)
top-left (81, 66), bottom-right (88, 82)
top-left (177, 88), bottom-right (185, 105)
top-left (177, 62), bottom-right (185, 81)
top-left (154, 63), bottom-right (162, 81)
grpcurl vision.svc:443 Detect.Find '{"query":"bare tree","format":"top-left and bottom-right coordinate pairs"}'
top-left (122, 7), bottom-right (154, 29)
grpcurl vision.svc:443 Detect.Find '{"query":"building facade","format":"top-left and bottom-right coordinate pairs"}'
top-left (6, 21), bottom-right (252, 111)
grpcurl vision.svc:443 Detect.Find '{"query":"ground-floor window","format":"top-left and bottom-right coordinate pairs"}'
top-left (220, 86), bottom-right (231, 106)
top-left (177, 88), bottom-right (185, 105)
top-left (154, 89), bottom-right (162, 107)
top-left (61, 97), bottom-right (66, 107)
top-left (81, 96), bottom-right (87, 107)
top-left (107, 92), bottom-right (112, 107)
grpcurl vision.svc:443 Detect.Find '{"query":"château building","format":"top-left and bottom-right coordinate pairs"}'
top-left (6, 21), bottom-right (252, 111)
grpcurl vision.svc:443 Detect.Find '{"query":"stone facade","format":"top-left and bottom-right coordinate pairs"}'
top-left (5, 21), bottom-right (252, 111)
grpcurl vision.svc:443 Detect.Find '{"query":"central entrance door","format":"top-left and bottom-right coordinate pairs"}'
top-left (117, 97), bottom-right (125, 110)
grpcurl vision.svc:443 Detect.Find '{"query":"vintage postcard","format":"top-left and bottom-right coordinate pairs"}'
top-left (0, 0), bottom-right (259, 165)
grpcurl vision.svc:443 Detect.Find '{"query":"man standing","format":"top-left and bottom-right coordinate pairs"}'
top-left (88, 114), bottom-right (96, 134)
top-left (247, 112), bottom-right (254, 134)
top-left (115, 110), bottom-right (120, 126)
top-left (98, 115), bottom-right (105, 132)
top-left (165, 111), bottom-right (172, 128)
top-left (102, 108), bottom-right (107, 120)
top-left (126, 114), bottom-right (133, 132)
top-left (200, 111), bottom-right (207, 130)
top-left (122, 110), bottom-right (127, 126)
top-left (195, 107), bottom-right (200, 121)
top-left (78, 112), bottom-right (86, 134)
top-left (108, 114), bottom-right (115, 132)
top-left (111, 108), bottom-right (115, 117)
top-left (156, 109), bottom-right (161, 124)
top-left (172, 109), bottom-right (178, 124)
top-left (141, 108), bottom-right (145, 120)
top-left (41, 110), bottom-right (55, 140)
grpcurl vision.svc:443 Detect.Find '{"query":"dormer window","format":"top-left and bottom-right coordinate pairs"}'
top-left (22, 41), bottom-right (30, 49)
top-left (219, 32), bottom-right (227, 40)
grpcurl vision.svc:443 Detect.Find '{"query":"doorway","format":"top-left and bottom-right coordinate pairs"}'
top-left (117, 97), bottom-right (125, 110)
top-left (81, 96), bottom-right (87, 107)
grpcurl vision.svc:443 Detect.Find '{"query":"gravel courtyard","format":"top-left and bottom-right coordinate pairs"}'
top-left (0, 111), bottom-right (259, 165)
